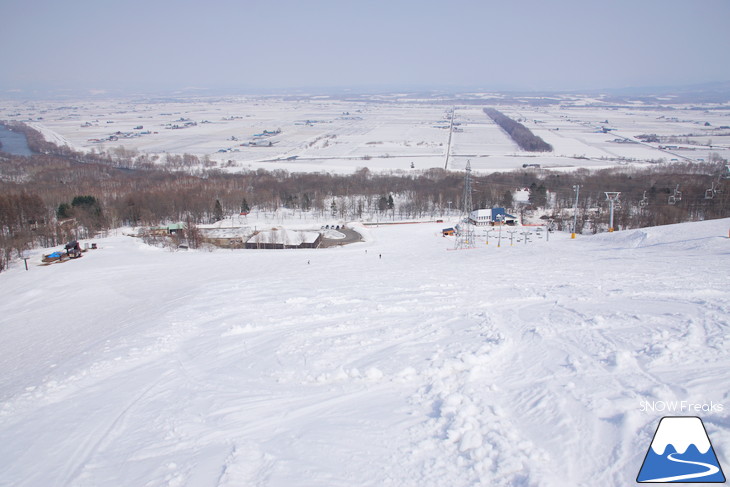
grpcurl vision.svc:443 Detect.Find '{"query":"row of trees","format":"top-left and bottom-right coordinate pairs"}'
top-left (0, 192), bottom-right (72, 271)
top-left (1, 123), bottom-right (728, 271)
top-left (513, 164), bottom-right (729, 232)
top-left (484, 108), bottom-right (553, 152)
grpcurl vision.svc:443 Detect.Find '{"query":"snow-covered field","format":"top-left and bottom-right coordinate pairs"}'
top-left (1, 219), bottom-right (729, 486)
top-left (3, 94), bottom-right (729, 174)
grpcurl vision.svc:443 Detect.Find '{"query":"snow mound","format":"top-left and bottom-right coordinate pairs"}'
top-left (591, 218), bottom-right (729, 254)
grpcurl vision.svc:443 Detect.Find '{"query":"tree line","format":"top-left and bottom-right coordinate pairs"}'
top-left (0, 122), bottom-right (727, 271)
top-left (484, 107), bottom-right (553, 152)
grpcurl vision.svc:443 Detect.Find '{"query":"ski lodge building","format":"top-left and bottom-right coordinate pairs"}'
top-left (245, 228), bottom-right (322, 249)
top-left (468, 208), bottom-right (518, 226)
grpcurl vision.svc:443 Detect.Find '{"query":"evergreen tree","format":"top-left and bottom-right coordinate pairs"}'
top-left (528, 183), bottom-right (548, 207)
top-left (71, 195), bottom-right (97, 207)
top-left (377, 195), bottom-right (389, 212)
top-left (57, 203), bottom-right (72, 219)
top-left (70, 195), bottom-right (105, 232)
top-left (240, 198), bottom-right (250, 214)
top-left (501, 190), bottom-right (514, 209)
top-left (213, 199), bottom-right (223, 222)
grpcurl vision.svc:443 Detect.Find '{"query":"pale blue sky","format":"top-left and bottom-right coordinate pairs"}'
top-left (2, 0), bottom-right (729, 95)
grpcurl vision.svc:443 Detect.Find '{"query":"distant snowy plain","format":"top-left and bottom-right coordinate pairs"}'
top-left (1, 218), bottom-right (729, 486)
top-left (4, 95), bottom-right (728, 174)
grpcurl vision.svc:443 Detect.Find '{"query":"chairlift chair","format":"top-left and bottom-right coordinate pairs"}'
top-left (668, 185), bottom-right (682, 205)
top-left (705, 180), bottom-right (719, 199)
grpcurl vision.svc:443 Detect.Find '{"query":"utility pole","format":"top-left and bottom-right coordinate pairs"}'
top-left (605, 192), bottom-right (621, 232)
top-left (546, 219), bottom-right (553, 242)
top-left (444, 107), bottom-right (455, 169)
top-left (520, 230), bottom-right (531, 245)
top-left (572, 184), bottom-right (580, 239)
top-left (485, 228), bottom-right (495, 245)
top-left (496, 214), bottom-right (503, 247)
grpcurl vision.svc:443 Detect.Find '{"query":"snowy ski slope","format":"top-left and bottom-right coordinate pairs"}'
top-left (0, 219), bottom-right (729, 486)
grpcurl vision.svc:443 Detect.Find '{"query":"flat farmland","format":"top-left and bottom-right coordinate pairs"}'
top-left (2, 94), bottom-right (728, 174)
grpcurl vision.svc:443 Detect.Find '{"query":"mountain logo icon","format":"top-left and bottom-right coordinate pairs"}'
top-left (637, 416), bottom-right (726, 483)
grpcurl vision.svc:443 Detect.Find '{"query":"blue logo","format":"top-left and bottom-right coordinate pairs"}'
top-left (637, 416), bottom-right (726, 483)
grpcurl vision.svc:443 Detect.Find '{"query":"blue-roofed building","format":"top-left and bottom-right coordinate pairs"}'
top-left (468, 207), bottom-right (518, 226)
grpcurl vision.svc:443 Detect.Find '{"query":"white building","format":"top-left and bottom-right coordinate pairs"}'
top-left (468, 208), bottom-right (518, 226)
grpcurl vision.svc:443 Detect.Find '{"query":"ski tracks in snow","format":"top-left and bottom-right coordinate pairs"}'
top-left (1, 220), bottom-right (729, 486)
top-left (400, 311), bottom-right (554, 487)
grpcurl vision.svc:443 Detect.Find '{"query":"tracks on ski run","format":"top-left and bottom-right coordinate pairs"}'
top-left (1, 221), bottom-right (729, 486)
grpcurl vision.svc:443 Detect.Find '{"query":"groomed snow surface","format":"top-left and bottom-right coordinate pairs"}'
top-left (1, 219), bottom-right (729, 486)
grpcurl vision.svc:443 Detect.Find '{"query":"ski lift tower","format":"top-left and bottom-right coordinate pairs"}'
top-left (455, 160), bottom-right (476, 249)
top-left (605, 192), bottom-right (620, 232)
top-left (571, 184), bottom-right (580, 239)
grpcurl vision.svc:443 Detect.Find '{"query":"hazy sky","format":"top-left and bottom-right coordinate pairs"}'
top-left (2, 0), bottom-right (729, 95)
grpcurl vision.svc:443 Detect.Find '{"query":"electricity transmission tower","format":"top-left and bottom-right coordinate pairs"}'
top-left (455, 160), bottom-right (476, 249)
